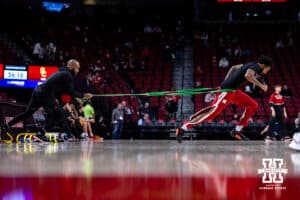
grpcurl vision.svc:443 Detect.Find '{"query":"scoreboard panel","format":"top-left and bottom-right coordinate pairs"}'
top-left (0, 64), bottom-right (59, 88)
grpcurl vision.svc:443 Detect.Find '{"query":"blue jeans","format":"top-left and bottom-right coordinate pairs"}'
top-left (112, 120), bottom-right (123, 139)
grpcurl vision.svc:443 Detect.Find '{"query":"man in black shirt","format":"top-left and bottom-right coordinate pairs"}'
top-left (5, 59), bottom-right (93, 139)
top-left (176, 55), bottom-right (272, 143)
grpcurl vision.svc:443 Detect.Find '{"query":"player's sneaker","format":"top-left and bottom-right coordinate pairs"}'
top-left (289, 133), bottom-right (300, 151)
top-left (264, 136), bottom-right (275, 143)
top-left (81, 132), bottom-right (89, 140)
top-left (36, 134), bottom-right (50, 142)
top-left (229, 128), bottom-right (249, 140)
top-left (282, 136), bottom-right (292, 143)
top-left (90, 135), bottom-right (103, 142)
top-left (35, 131), bottom-right (53, 142)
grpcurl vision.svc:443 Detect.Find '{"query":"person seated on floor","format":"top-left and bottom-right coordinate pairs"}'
top-left (62, 102), bottom-right (83, 140)
top-left (83, 99), bottom-right (103, 141)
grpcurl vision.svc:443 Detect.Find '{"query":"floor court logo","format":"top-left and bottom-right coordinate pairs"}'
top-left (257, 158), bottom-right (288, 190)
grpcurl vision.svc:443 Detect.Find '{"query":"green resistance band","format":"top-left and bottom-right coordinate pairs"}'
top-left (92, 88), bottom-right (235, 97)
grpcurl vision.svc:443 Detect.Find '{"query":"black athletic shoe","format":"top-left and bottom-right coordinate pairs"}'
top-left (264, 136), bottom-right (275, 143)
top-left (229, 128), bottom-right (249, 141)
top-left (175, 123), bottom-right (184, 144)
top-left (36, 133), bottom-right (50, 142)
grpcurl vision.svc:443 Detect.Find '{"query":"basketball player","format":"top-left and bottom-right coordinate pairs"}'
top-left (176, 55), bottom-right (272, 143)
top-left (4, 59), bottom-right (93, 140)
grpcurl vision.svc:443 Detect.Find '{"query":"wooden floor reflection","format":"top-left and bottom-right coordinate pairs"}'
top-left (0, 140), bottom-right (299, 199)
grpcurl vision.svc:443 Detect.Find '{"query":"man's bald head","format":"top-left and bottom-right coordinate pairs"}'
top-left (67, 59), bottom-right (80, 76)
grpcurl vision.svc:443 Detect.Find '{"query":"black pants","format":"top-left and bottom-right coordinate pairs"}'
top-left (69, 119), bottom-right (83, 139)
top-left (267, 116), bottom-right (288, 139)
top-left (8, 88), bottom-right (72, 136)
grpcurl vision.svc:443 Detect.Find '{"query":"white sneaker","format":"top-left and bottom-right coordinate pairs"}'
top-left (289, 133), bottom-right (300, 151)
top-left (264, 136), bottom-right (274, 143)
top-left (181, 123), bottom-right (188, 131)
top-left (80, 132), bottom-right (88, 139)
